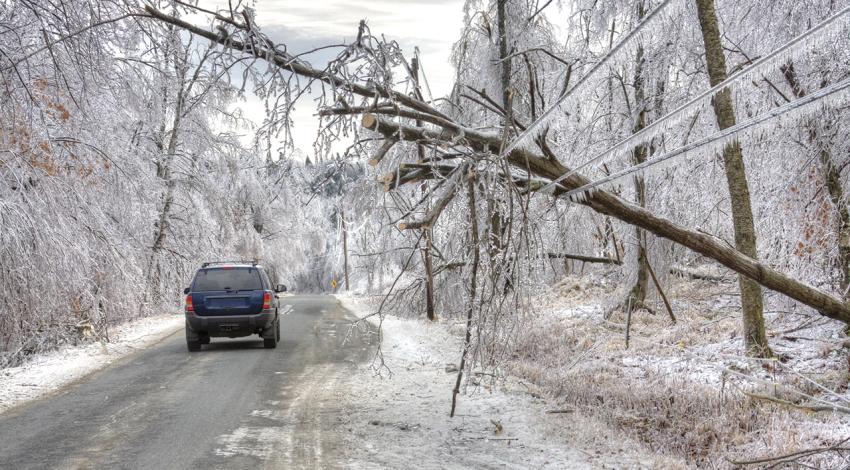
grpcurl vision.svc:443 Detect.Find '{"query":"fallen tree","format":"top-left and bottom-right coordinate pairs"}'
top-left (360, 113), bottom-right (850, 324)
top-left (143, 5), bottom-right (850, 326)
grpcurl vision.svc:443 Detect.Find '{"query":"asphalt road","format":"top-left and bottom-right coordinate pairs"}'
top-left (0, 295), bottom-right (375, 470)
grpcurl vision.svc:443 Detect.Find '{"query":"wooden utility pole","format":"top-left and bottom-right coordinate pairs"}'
top-left (490, 0), bottom-right (511, 290)
top-left (341, 208), bottom-right (350, 291)
top-left (412, 54), bottom-right (437, 321)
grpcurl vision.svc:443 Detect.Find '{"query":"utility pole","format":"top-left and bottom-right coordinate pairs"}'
top-left (341, 208), bottom-right (350, 291)
top-left (412, 54), bottom-right (436, 320)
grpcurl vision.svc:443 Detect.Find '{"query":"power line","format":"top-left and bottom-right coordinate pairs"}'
top-left (559, 77), bottom-right (850, 201)
top-left (501, 0), bottom-right (680, 157)
top-left (536, 3), bottom-right (850, 195)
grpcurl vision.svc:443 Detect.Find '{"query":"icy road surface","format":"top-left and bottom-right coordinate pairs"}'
top-left (0, 295), bottom-right (375, 469)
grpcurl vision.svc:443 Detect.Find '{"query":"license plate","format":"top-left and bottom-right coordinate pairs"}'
top-left (219, 324), bottom-right (239, 331)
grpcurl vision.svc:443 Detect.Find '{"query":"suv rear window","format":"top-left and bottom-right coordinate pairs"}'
top-left (193, 268), bottom-right (263, 291)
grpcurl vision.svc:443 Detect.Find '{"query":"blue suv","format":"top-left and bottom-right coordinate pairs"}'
top-left (183, 261), bottom-right (287, 351)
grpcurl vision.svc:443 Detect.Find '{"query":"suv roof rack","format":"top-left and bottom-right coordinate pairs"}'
top-left (201, 260), bottom-right (260, 268)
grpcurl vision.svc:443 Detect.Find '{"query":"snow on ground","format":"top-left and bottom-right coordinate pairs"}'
top-left (0, 313), bottom-right (183, 414)
top-left (334, 293), bottom-right (687, 469)
top-left (513, 274), bottom-right (850, 467)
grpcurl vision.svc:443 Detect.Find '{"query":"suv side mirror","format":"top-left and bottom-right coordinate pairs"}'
top-left (183, 287), bottom-right (190, 295)
top-left (275, 284), bottom-right (287, 293)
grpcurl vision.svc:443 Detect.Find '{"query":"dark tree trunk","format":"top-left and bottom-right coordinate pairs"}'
top-left (496, 0), bottom-right (511, 111)
top-left (623, 1), bottom-right (651, 313)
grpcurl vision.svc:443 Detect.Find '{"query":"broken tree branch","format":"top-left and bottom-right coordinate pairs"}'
top-left (645, 255), bottom-right (676, 323)
top-left (726, 436), bottom-right (850, 467)
top-left (669, 265), bottom-right (726, 281)
top-left (399, 166), bottom-right (466, 230)
top-left (143, 6), bottom-right (452, 122)
top-left (744, 392), bottom-right (850, 415)
top-left (369, 139), bottom-right (397, 167)
top-left (541, 252), bottom-right (622, 265)
top-left (451, 171), bottom-right (480, 418)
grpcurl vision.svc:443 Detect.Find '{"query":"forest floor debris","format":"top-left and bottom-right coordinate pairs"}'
top-left (512, 273), bottom-right (850, 468)
top-left (0, 313), bottom-right (183, 414)
top-left (334, 293), bottom-right (686, 469)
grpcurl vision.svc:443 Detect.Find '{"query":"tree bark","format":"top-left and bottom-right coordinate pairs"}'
top-left (623, 1), bottom-right (651, 313)
top-left (823, 148), bottom-right (850, 298)
top-left (496, 0), bottom-right (511, 111)
top-left (695, 0), bottom-right (771, 357)
top-left (423, 229), bottom-right (436, 319)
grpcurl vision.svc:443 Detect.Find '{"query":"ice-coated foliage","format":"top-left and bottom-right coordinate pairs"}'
top-left (2, 0), bottom-right (850, 430)
top-left (0, 0), bottom-right (337, 365)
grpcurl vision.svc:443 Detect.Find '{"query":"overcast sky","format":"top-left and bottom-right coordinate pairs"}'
top-left (196, 0), bottom-right (466, 159)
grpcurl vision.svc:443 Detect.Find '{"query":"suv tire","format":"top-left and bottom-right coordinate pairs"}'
top-left (186, 324), bottom-right (201, 352)
top-left (263, 317), bottom-right (279, 349)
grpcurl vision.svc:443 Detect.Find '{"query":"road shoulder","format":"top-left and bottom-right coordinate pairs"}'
top-left (334, 294), bottom-right (687, 469)
top-left (0, 314), bottom-right (183, 414)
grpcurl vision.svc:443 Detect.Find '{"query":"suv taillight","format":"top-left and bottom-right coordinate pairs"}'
top-left (263, 292), bottom-right (271, 310)
top-left (185, 294), bottom-right (194, 312)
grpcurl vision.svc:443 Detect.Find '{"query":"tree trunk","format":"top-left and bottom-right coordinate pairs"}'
top-left (496, 0), bottom-right (511, 112)
top-left (601, 17), bottom-right (619, 267)
top-left (695, 0), bottom-right (772, 357)
top-left (823, 148), bottom-right (850, 298)
top-left (423, 229), bottom-right (436, 318)
top-left (623, 1), bottom-right (650, 312)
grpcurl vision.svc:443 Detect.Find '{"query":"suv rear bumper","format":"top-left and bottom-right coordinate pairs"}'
top-left (186, 310), bottom-right (276, 338)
